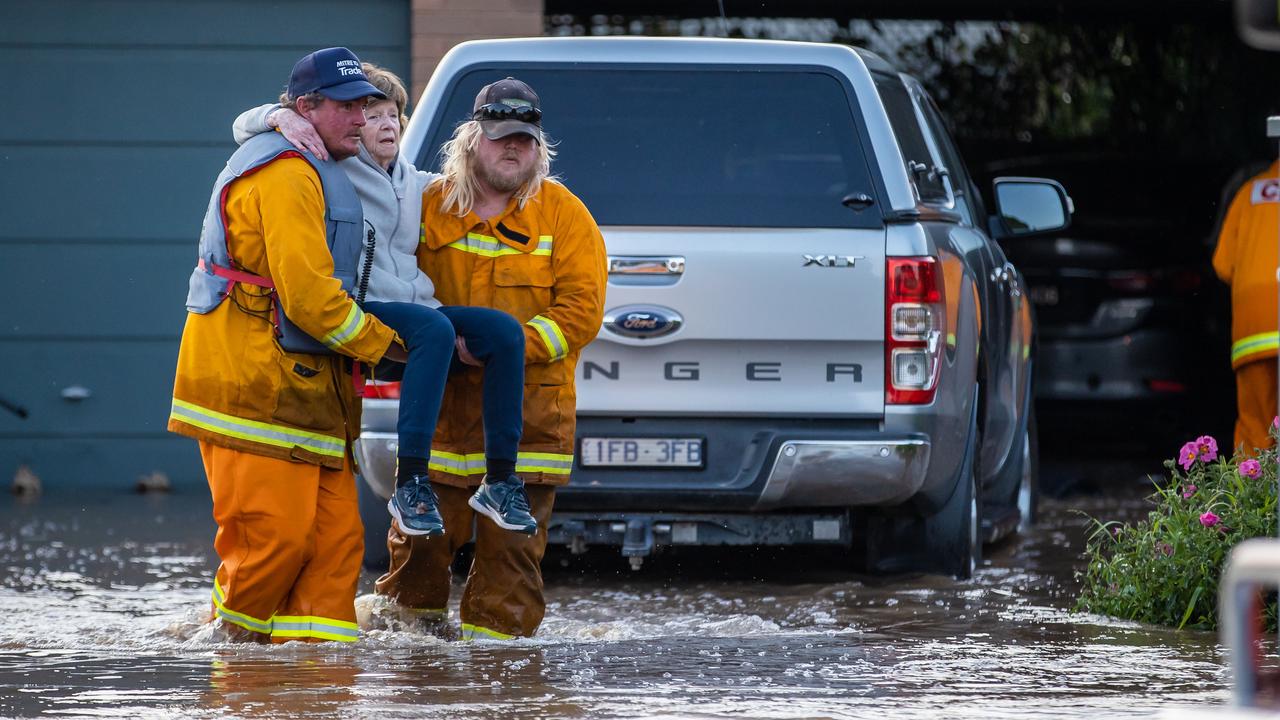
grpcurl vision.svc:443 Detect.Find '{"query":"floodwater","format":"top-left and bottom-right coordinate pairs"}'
top-left (0, 467), bottom-right (1232, 719)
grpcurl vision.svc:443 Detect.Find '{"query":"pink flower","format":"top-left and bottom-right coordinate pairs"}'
top-left (1273, 416), bottom-right (1279, 430)
top-left (1156, 541), bottom-right (1174, 557)
top-left (1178, 442), bottom-right (1198, 471)
top-left (1240, 459), bottom-right (1262, 479)
top-left (1196, 436), bottom-right (1219, 463)
top-left (1200, 511), bottom-right (1220, 528)
top-left (1180, 436), bottom-right (1219, 468)
top-left (1182, 484), bottom-right (1197, 498)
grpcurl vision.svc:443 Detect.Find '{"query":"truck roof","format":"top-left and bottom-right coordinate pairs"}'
top-left (430, 36), bottom-right (898, 74)
top-left (403, 36), bottom-right (915, 213)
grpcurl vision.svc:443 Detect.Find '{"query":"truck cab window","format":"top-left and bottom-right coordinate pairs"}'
top-left (872, 73), bottom-right (949, 205)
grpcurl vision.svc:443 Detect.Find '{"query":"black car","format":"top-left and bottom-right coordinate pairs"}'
top-left (988, 153), bottom-right (1236, 456)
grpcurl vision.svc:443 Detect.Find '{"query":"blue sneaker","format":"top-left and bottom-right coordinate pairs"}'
top-left (468, 475), bottom-right (537, 534)
top-left (387, 476), bottom-right (445, 536)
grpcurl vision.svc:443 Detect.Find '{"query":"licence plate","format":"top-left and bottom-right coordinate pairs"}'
top-left (579, 437), bottom-right (704, 468)
top-left (1028, 285), bottom-right (1060, 306)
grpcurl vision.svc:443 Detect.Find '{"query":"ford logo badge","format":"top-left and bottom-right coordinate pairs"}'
top-left (602, 305), bottom-right (683, 339)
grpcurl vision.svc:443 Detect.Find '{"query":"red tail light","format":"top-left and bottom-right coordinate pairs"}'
top-left (891, 258), bottom-right (941, 302)
top-left (1146, 379), bottom-right (1188, 394)
top-left (886, 257), bottom-right (944, 405)
top-left (1106, 269), bottom-right (1202, 295)
top-left (363, 381), bottom-right (402, 399)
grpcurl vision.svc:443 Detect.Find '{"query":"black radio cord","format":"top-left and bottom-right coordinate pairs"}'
top-left (358, 221), bottom-right (376, 304)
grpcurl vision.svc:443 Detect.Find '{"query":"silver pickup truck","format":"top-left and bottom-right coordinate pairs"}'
top-left (356, 36), bottom-right (1071, 578)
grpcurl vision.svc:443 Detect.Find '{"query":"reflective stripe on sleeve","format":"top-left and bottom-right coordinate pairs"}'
top-left (429, 450), bottom-right (574, 477)
top-left (321, 302), bottom-right (368, 350)
top-left (1232, 331), bottom-right (1280, 365)
top-left (527, 315), bottom-right (568, 361)
top-left (171, 398), bottom-right (345, 458)
top-left (272, 614), bottom-right (360, 643)
top-left (445, 233), bottom-right (552, 257)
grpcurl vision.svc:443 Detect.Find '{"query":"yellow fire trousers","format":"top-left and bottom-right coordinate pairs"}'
top-left (375, 482), bottom-right (556, 639)
top-left (200, 441), bottom-right (363, 643)
top-left (1235, 359), bottom-right (1278, 457)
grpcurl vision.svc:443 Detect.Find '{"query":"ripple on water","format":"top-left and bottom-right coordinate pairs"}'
top-left (0, 490), bottom-right (1242, 719)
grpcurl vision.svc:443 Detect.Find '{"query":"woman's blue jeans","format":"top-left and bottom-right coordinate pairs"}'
top-left (363, 301), bottom-right (525, 463)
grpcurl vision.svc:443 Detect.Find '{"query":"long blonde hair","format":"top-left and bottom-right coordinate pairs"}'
top-left (434, 120), bottom-right (557, 217)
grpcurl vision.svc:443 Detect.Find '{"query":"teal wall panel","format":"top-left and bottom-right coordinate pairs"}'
top-left (4, 45), bottom-right (411, 145)
top-left (1, 0), bottom-right (410, 489)
top-left (1, 0), bottom-right (408, 47)
top-left (3, 145), bottom-right (243, 242)
top-left (0, 244), bottom-right (191, 338)
top-left (0, 437), bottom-right (204, 492)
top-left (0, 340), bottom-right (181, 436)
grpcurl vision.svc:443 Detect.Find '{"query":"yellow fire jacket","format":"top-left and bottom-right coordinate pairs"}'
top-left (1214, 160), bottom-right (1280, 369)
top-left (169, 157), bottom-right (399, 469)
top-left (418, 179), bottom-right (607, 486)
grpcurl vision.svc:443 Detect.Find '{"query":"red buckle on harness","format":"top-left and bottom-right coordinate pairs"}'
top-left (198, 257), bottom-right (275, 289)
top-left (198, 258), bottom-right (283, 339)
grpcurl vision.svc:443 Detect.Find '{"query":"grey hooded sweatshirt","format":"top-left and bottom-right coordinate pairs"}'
top-left (232, 104), bottom-right (441, 307)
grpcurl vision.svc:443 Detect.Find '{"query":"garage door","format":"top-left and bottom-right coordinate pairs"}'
top-left (0, 0), bottom-right (410, 490)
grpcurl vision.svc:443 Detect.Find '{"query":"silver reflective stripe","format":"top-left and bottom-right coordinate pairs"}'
top-left (272, 615), bottom-right (360, 642)
top-left (170, 398), bottom-right (345, 457)
top-left (527, 315), bottom-right (567, 360)
top-left (428, 451), bottom-right (486, 475)
top-left (516, 452), bottom-right (573, 475)
top-left (461, 622), bottom-right (515, 640)
top-left (1232, 332), bottom-right (1280, 364)
top-left (446, 233), bottom-right (553, 258)
top-left (212, 582), bottom-right (272, 634)
top-left (448, 233), bottom-right (521, 257)
top-left (429, 450), bottom-right (574, 476)
top-left (322, 303), bottom-right (367, 350)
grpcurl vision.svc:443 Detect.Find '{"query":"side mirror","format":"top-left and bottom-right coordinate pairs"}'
top-left (992, 177), bottom-right (1073, 238)
top-left (1236, 0), bottom-right (1280, 50)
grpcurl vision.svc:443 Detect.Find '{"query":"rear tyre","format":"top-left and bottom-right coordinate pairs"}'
top-left (357, 473), bottom-right (392, 571)
top-left (924, 407), bottom-right (982, 579)
top-left (1015, 407), bottom-right (1040, 533)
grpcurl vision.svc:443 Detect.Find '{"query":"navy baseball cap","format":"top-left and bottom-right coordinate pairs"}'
top-left (287, 47), bottom-right (386, 102)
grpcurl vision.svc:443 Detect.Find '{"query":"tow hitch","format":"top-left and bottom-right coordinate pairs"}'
top-left (548, 513), bottom-right (850, 570)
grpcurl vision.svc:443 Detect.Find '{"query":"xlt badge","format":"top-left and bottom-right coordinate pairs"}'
top-left (803, 254), bottom-right (865, 268)
top-left (602, 305), bottom-right (683, 340)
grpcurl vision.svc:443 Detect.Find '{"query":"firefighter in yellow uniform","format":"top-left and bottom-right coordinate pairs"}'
top-left (169, 49), bottom-right (403, 643)
top-left (375, 77), bottom-right (607, 639)
top-left (1214, 159), bottom-right (1280, 456)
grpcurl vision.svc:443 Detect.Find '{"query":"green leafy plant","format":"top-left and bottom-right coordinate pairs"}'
top-left (1077, 427), bottom-right (1279, 630)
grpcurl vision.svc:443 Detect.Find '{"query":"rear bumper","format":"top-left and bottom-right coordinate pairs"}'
top-left (358, 430), bottom-right (931, 510)
top-left (755, 438), bottom-right (929, 509)
top-left (357, 400), bottom-right (936, 511)
top-left (562, 417), bottom-right (935, 512)
top-left (354, 430), bottom-right (397, 500)
top-left (1035, 329), bottom-right (1214, 401)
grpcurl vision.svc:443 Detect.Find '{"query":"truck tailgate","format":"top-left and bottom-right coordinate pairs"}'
top-left (579, 227), bottom-right (886, 418)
